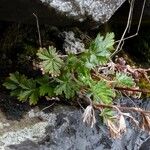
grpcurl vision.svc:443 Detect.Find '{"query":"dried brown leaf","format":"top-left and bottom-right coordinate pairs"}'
top-left (82, 105), bottom-right (96, 128)
top-left (141, 113), bottom-right (150, 132)
top-left (122, 112), bottom-right (139, 127)
top-left (107, 119), bottom-right (121, 138)
top-left (119, 115), bottom-right (126, 133)
top-left (106, 114), bottom-right (127, 138)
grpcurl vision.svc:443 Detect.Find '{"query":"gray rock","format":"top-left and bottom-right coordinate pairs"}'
top-left (0, 122), bottom-right (48, 148)
top-left (41, 0), bottom-right (125, 23)
top-left (6, 140), bottom-right (39, 150)
top-left (0, 0), bottom-right (126, 28)
top-left (139, 137), bottom-right (150, 150)
top-left (63, 31), bottom-right (85, 54)
top-left (4, 101), bottom-right (150, 150)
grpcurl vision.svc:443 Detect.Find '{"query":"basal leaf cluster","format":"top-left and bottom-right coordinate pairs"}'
top-left (3, 32), bottom-right (136, 107)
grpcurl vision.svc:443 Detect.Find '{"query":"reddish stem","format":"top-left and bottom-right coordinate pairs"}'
top-left (114, 87), bottom-right (150, 93)
top-left (94, 103), bottom-right (150, 114)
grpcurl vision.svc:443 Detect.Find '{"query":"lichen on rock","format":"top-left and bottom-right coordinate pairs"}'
top-left (63, 31), bottom-right (85, 54)
top-left (0, 122), bottom-right (48, 149)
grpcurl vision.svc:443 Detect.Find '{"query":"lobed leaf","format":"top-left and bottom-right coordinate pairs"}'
top-left (90, 81), bottom-right (115, 104)
top-left (87, 33), bottom-right (115, 67)
top-left (3, 72), bottom-right (40, 105)
top-left (37, 46), bottom-right (63, 76)
top-left (116, 72), bottom-right (134, 87)
top-left (54, 73), bottom-right (79, 99)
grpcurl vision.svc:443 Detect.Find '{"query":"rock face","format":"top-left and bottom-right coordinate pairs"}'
top-left (41, 0), bottom-right (125, 23)
top-left (140, 138), bottom-right (150, 150)
top-left (0, 98), bottom-right (150, 150)
top-left (0, 0), bottom-right (125, 28)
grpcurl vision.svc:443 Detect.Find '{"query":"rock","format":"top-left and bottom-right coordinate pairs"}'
top-left (6, 140), bottom-right (40, 150)
top-left (1, 100), bottom-right (150, 150)
top-left (139, 138), bottom-right (150, 150)
top-left (63, 31), bottom-right (85, 54)
top-left (42, 0), bottom-right (125, 23)
top-left (0, 123), bottom-right (10, 130)
top-left (0, 122), bottom-right (48, 149)
top-left (0, 92), bottom-right (30, 120)
top-left (0, 0), bottom-right (126, 28)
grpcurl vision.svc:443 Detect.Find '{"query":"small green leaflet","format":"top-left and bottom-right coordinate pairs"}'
top-left (37, 46), bottom-right (63, 76)
top-left (3, 72), bottom-right (30, 97)
top-left (85, 54), bottom-right (109, 68)
top-left (28, 89), bottom-right (39, 105)
top-left (90, 81), bottom-right (115, 104)
top-left (103, 32), bottom-right (115, 49)
top-left (65, 54), bottom-right (79, 71)
top-left (54, 73), bottom-right (79, 99)
top-left (78, 71), bottom-right (93, 87)
top-left (3, 80), bottom-right (18, 90)
top-left (116, 72), bottom-right (134, 87)
top-left (85, 54), bottom-right (98, 69)
top-left (18, 88), bottom-right (39, 105)
top-left (36, 75), bottom-right (55, 97)
top-left (3, 72), bottom-right (25, 90)
top-left (100, 108), bottom-right (113, 121)
top-left (39, 84), bottom-right (54, 97)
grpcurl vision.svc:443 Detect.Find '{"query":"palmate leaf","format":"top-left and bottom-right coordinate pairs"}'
top-left (3, 72), bottom-right (28, 97)
top-left (54, 73), bottom-right (79, 99)
top-left (90, 32), bottom-right (115, 53)
top-left (90, 81), bottom-right (115, 104)
top-left (8, 72), bottom-right (21, 85)
top-left (87, 33), bottom-right (115, 67)
top-left (3, 72), bottom-right (40, 105)
top-left (116, 72), bottom-right (134, 87)
top-left (3, 72), bottom-right (25, 90)
top-left (37, 46), bottom-right (63, 76)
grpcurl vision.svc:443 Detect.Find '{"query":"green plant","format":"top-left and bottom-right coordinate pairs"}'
top-left (3, 32), bottom-right (150, 138)
top-left (4, 33), bottom-right (121, 103)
